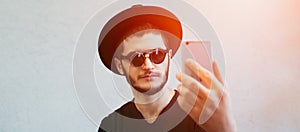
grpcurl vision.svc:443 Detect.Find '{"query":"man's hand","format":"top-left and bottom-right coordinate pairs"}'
top-left (176, 59), bottom-right (236, 132)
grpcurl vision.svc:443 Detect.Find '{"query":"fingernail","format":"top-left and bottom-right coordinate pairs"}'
top-left (176, 73), bottom-right (182, 79)
top-left (186, 58), bottom-right (193, 64)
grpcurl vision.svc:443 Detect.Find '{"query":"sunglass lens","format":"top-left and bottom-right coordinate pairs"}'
top-left (131, 54), bottom-right (145, 67)
top-left (151, 50), bottom-right (166, 64)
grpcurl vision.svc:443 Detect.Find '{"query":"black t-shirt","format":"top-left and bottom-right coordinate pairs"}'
top-left (99, 90), bottom-right (206, 132)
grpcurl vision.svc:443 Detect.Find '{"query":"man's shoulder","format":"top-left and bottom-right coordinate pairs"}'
top-left (99, 101), bottom-right (140, 132)
top-left (115, 101), bottom-right (134, 114)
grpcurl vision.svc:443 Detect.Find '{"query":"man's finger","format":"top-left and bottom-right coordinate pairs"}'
top-left (176, 73), bottom-right (209, 98)
top-left (212, 61), bottom-right (223, 85)
top-left (185, 59), bottom-right (213, 88)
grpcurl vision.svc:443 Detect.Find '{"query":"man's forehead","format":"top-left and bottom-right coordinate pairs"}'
top-left (121, 33), bottom-right (167, 54)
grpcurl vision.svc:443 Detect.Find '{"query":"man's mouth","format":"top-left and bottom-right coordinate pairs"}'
top-left (139, 73), bottom-right (160, 80)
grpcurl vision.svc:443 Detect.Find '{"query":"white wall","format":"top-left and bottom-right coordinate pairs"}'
top-left (1, 0), bottom-right (299, 131)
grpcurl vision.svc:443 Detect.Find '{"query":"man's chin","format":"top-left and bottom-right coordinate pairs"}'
top-left (133, 84), bottom-right (164, 95)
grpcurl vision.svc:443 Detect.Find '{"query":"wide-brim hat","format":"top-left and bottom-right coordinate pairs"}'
top-left (98, 4), bottom-right (183, 74)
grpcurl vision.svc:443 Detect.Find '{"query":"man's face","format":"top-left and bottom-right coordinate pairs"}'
top-left (116, 32), bottom-right (171, 95)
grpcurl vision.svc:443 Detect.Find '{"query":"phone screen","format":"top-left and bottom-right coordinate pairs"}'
top-left (181, 41), bottom-right (213, 79)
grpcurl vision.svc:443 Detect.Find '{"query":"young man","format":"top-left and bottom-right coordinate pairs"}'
top-left (98, 5), bottom-right (236, 132)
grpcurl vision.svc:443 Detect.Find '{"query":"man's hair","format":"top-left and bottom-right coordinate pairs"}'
top-left (115, 23), bottom-right (169, 57)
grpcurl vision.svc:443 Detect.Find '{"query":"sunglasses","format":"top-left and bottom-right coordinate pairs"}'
top-left (120, 48), bottom-right (169, 67)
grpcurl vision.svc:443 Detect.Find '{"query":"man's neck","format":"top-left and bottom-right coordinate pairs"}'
top-left (133, 87), bottom-right (175, 124)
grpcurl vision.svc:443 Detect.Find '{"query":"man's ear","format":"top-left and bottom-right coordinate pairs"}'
top-left (113, 57), bottom-right (124, 75)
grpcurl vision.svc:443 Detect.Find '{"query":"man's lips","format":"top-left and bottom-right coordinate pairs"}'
top-left (138, 73), bottom-right (160, 79)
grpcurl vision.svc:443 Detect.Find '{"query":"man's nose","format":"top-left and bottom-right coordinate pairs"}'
top-left (142, 57), bottom-right (154, 69)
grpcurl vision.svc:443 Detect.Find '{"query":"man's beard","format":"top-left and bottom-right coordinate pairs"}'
top-left (131, 69), bottom-right (169, 95)
top-left (124, 60), bottom-right (170, 95)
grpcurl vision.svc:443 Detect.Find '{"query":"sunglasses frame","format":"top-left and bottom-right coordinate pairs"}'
top-left (120, 48), bottom-right (170, 67)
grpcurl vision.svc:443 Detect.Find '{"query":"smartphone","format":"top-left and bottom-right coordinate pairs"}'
top-left (181, 41), bottom-right (213, 80)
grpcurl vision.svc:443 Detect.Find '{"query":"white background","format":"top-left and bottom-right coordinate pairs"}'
top-left (1, 0), bottom-right (300, 131)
